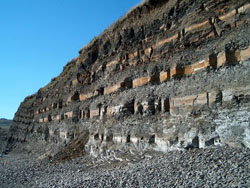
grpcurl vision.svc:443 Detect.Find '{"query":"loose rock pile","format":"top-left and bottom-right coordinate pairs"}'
top-left (0, 146), bottom-right (249, 187)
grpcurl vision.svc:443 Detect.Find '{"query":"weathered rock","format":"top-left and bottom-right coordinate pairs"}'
top-left (6, 0), bottom-right (250, 160)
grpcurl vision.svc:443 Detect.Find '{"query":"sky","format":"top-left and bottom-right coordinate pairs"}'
top-left (0, 0), bottom-right (141, 119)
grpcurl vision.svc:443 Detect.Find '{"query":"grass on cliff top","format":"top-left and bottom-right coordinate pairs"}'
top-left (40, 59), bottom-right (77, 92)
top-left (79, 0), bottom-right (167, 53)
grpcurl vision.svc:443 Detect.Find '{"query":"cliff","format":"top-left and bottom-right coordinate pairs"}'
top-left (7, 0), bottom-right (250, 159)
top-left (0, 118), bottom-right (11, 152)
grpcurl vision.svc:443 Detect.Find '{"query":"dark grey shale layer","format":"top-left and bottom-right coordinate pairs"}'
top-left (0, 146), bottom-right (249, 188)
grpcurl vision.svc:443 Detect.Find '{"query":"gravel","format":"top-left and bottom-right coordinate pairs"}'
top-left (0, 146), bottom-right (249, 188)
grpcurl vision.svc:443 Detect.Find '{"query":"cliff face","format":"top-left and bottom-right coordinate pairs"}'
top-left (0, 119), bottom-right (12, 152)
top-left (7, 0), bottom-right (250, 158)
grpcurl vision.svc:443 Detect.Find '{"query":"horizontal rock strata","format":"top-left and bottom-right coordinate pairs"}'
top-left (7, 0), bottom-right (250, 158)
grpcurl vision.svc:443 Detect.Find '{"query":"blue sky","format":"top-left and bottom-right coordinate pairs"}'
top-left (0, 0), bottom-right (141, 119)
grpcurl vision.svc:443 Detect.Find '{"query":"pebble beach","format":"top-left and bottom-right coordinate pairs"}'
top-left (0, 146), bottom-right (249, 188)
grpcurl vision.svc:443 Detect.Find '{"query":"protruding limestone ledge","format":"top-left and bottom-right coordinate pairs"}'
top-left (104, 78), bottom-right (132, 95)
top-left (32, 44), bottom-right (250, 121)
top-left (102, 2), bottom-right (250, 74)
top-left (169, 92), bottom-right (208, 116)
top-left (140, 46), bottom-right (250, 85)
top-left (35, 81), bottom-right (250, 123)
top-left (32, 43), bottom-right (250, 123)
top-left (86, 103), bottom-right (250, 157)
top-left (15, 95), bottom-right (250, 158)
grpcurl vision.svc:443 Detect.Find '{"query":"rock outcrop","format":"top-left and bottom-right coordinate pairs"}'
top-left (7, 0), bottom-right (250, 159)
top-left (0, 119), bottom-right (11, 152)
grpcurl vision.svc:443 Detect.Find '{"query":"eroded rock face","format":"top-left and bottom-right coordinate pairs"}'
top-left (6, 0), bottom-right (250, 158)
